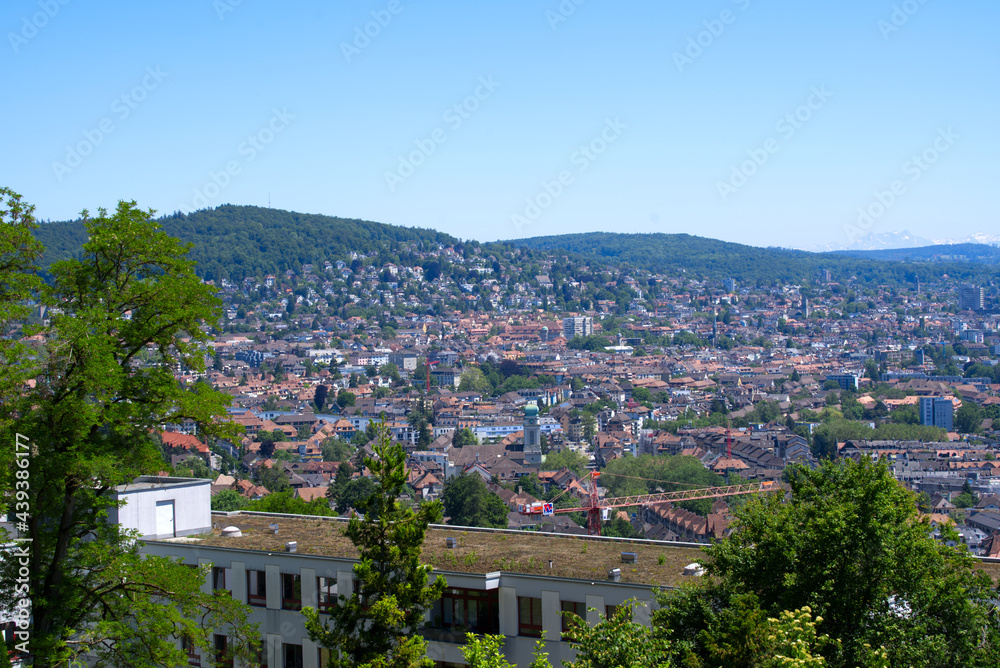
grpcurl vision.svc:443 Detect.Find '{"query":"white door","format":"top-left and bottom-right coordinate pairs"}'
top-left (155, 500), bottom-right (175, 538)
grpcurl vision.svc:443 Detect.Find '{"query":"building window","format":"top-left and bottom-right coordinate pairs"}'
top-left (212, 566), bottom-right (231, 593)
top-left (429, 587), bottom-right (499, 635)
top-left (317, 576), bottom-right (338, 614)
top-left (605, 604), bottom-right (619, 619)
top-left (282, 643), bottom-right (303, 668)
top-left (518, 596), bottom-right (543, 638)
top-left (258, 643), bottom-right (269, 668)
top-left (214, 634), bottom-right (233, 668)
top-left (182, 635), bottom-right (200, 667)
top-left (247, 569), bottom-right (267, 607)
top-left (561, 600), bottom-right (586, 632)
top-left (281, 573), bottom-right (302, 611)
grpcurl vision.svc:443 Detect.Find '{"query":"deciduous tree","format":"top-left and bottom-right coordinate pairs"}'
top-left (661, 457), bottom-right (1000, 667)
top-left (442, 474), bottom-right (508, 528)
top-left (0, 198), bottom-right (255, 665)
top-left (561, 598), bottom-right (674, 668)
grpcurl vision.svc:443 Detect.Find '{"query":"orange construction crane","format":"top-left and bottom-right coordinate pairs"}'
top-left (425, 359), bottom-right (439, 393)
top-left (518, 470), bottom-right (777, 535)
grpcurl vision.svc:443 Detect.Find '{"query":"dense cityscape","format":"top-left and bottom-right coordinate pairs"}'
top-left (5, 1), bottom-right (1000, 666)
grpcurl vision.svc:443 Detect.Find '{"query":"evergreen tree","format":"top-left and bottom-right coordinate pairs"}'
top-left (304, 422), bottom-right (446, 667)
top-left (314, 384), bottom-right (329, 412)
top-left (327, 461), bottom-right (355, 506)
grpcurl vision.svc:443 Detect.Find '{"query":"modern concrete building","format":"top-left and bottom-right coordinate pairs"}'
top-left (141, 512), bottom-right (691, 668)
top-left (562, 316), bottom-right (593, 341)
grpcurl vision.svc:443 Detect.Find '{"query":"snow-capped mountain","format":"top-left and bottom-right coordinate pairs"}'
top-left (802, 230), bottom-right (932, 252)
top-left (802, 230), bottom-right (1000, 252)
top-left (932, 233), bottom-right (1000, 246)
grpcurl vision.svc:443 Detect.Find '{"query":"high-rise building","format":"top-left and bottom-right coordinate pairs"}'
top-left (825, 374), bottom-right (858, 392)
top-left (959, 284), bottom-right (985, 311)
top-left (919, 397), bottom-right (954, 431)
top-left (562, 316), bottom-right (593, 340)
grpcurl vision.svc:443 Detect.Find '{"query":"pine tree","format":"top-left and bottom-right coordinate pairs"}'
top-left (305, 421), bottom-right (446, 667)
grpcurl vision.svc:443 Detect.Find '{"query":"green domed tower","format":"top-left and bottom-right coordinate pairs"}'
top-left (523, 402), bottom-right (542, 466)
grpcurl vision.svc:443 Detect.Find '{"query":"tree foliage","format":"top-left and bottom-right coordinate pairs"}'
top-left (543, 448), bottom-right (590, 476)
top-left (246, 490), bottom-right (334, 516)
top-left (0, 197), bottom-right (254, 665)
top-left (561, 598), bottom-right (674, 668)
top-left (460, 633), bottom-right (550, 668)
top-left (304, 422), bottom-right (446, 667)
top-left (211, 488), bottom-right (248, 512)
top-left (441, 474), bottom-right (508, 528)
top-left (0, 187), bottom-right (44, 441)
top-left (602, 455), bottom-right (723, 516)
top-left (659, 458), bottom-right (1000, 667)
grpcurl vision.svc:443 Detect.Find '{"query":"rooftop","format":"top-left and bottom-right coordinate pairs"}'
top-left (192, 511), bottom-right (707, 586)
top-left (180, 511), bottom-right (1000, 586)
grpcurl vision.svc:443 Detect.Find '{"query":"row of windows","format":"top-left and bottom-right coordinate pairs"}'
top-left (214, 568), bottom-right (614, 640)
top-left (216, 567), bottom-right (337, 613)
top-left (183, 634), bottom-right (305, 668)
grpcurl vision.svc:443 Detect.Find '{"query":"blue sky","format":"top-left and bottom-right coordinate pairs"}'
top-left (2, 0), bottom-right (997, 249)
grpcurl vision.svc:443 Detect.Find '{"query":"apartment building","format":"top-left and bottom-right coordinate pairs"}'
top-left (126, 483), bottom-right (699, 668)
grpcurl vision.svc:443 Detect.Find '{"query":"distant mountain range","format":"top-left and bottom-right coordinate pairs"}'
top-left (802, 230), bottom-right (1000, 252)
top-left (829, 243), bottom-right (1000, 263)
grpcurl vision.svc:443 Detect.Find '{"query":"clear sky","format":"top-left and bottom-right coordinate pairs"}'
top-left (3, 0), bottom-right (997, 249)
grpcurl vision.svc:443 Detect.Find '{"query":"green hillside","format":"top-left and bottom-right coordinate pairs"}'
top-left (32, 205), bottom-right (459, 282)
top-left (508, 231), bottom-right (993, 285)
top-left (31, 207), bottom-right (997, 287)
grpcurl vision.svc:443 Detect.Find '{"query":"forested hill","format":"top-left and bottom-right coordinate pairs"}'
top-left (32, 206), bottom-right (997, 286)
top-left (32, 205), bottom-right (459, 281)
top-left (507, 231), bottom-right (995, 284)
top-left (830, 242), bottom-right (1000, 263)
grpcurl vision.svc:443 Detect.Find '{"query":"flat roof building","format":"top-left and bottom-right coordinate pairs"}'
top-left (141, 511), bottom-right (708, 667)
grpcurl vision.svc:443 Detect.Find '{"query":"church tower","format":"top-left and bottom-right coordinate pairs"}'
top-left (523, 402), bottom-right (542, 466)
